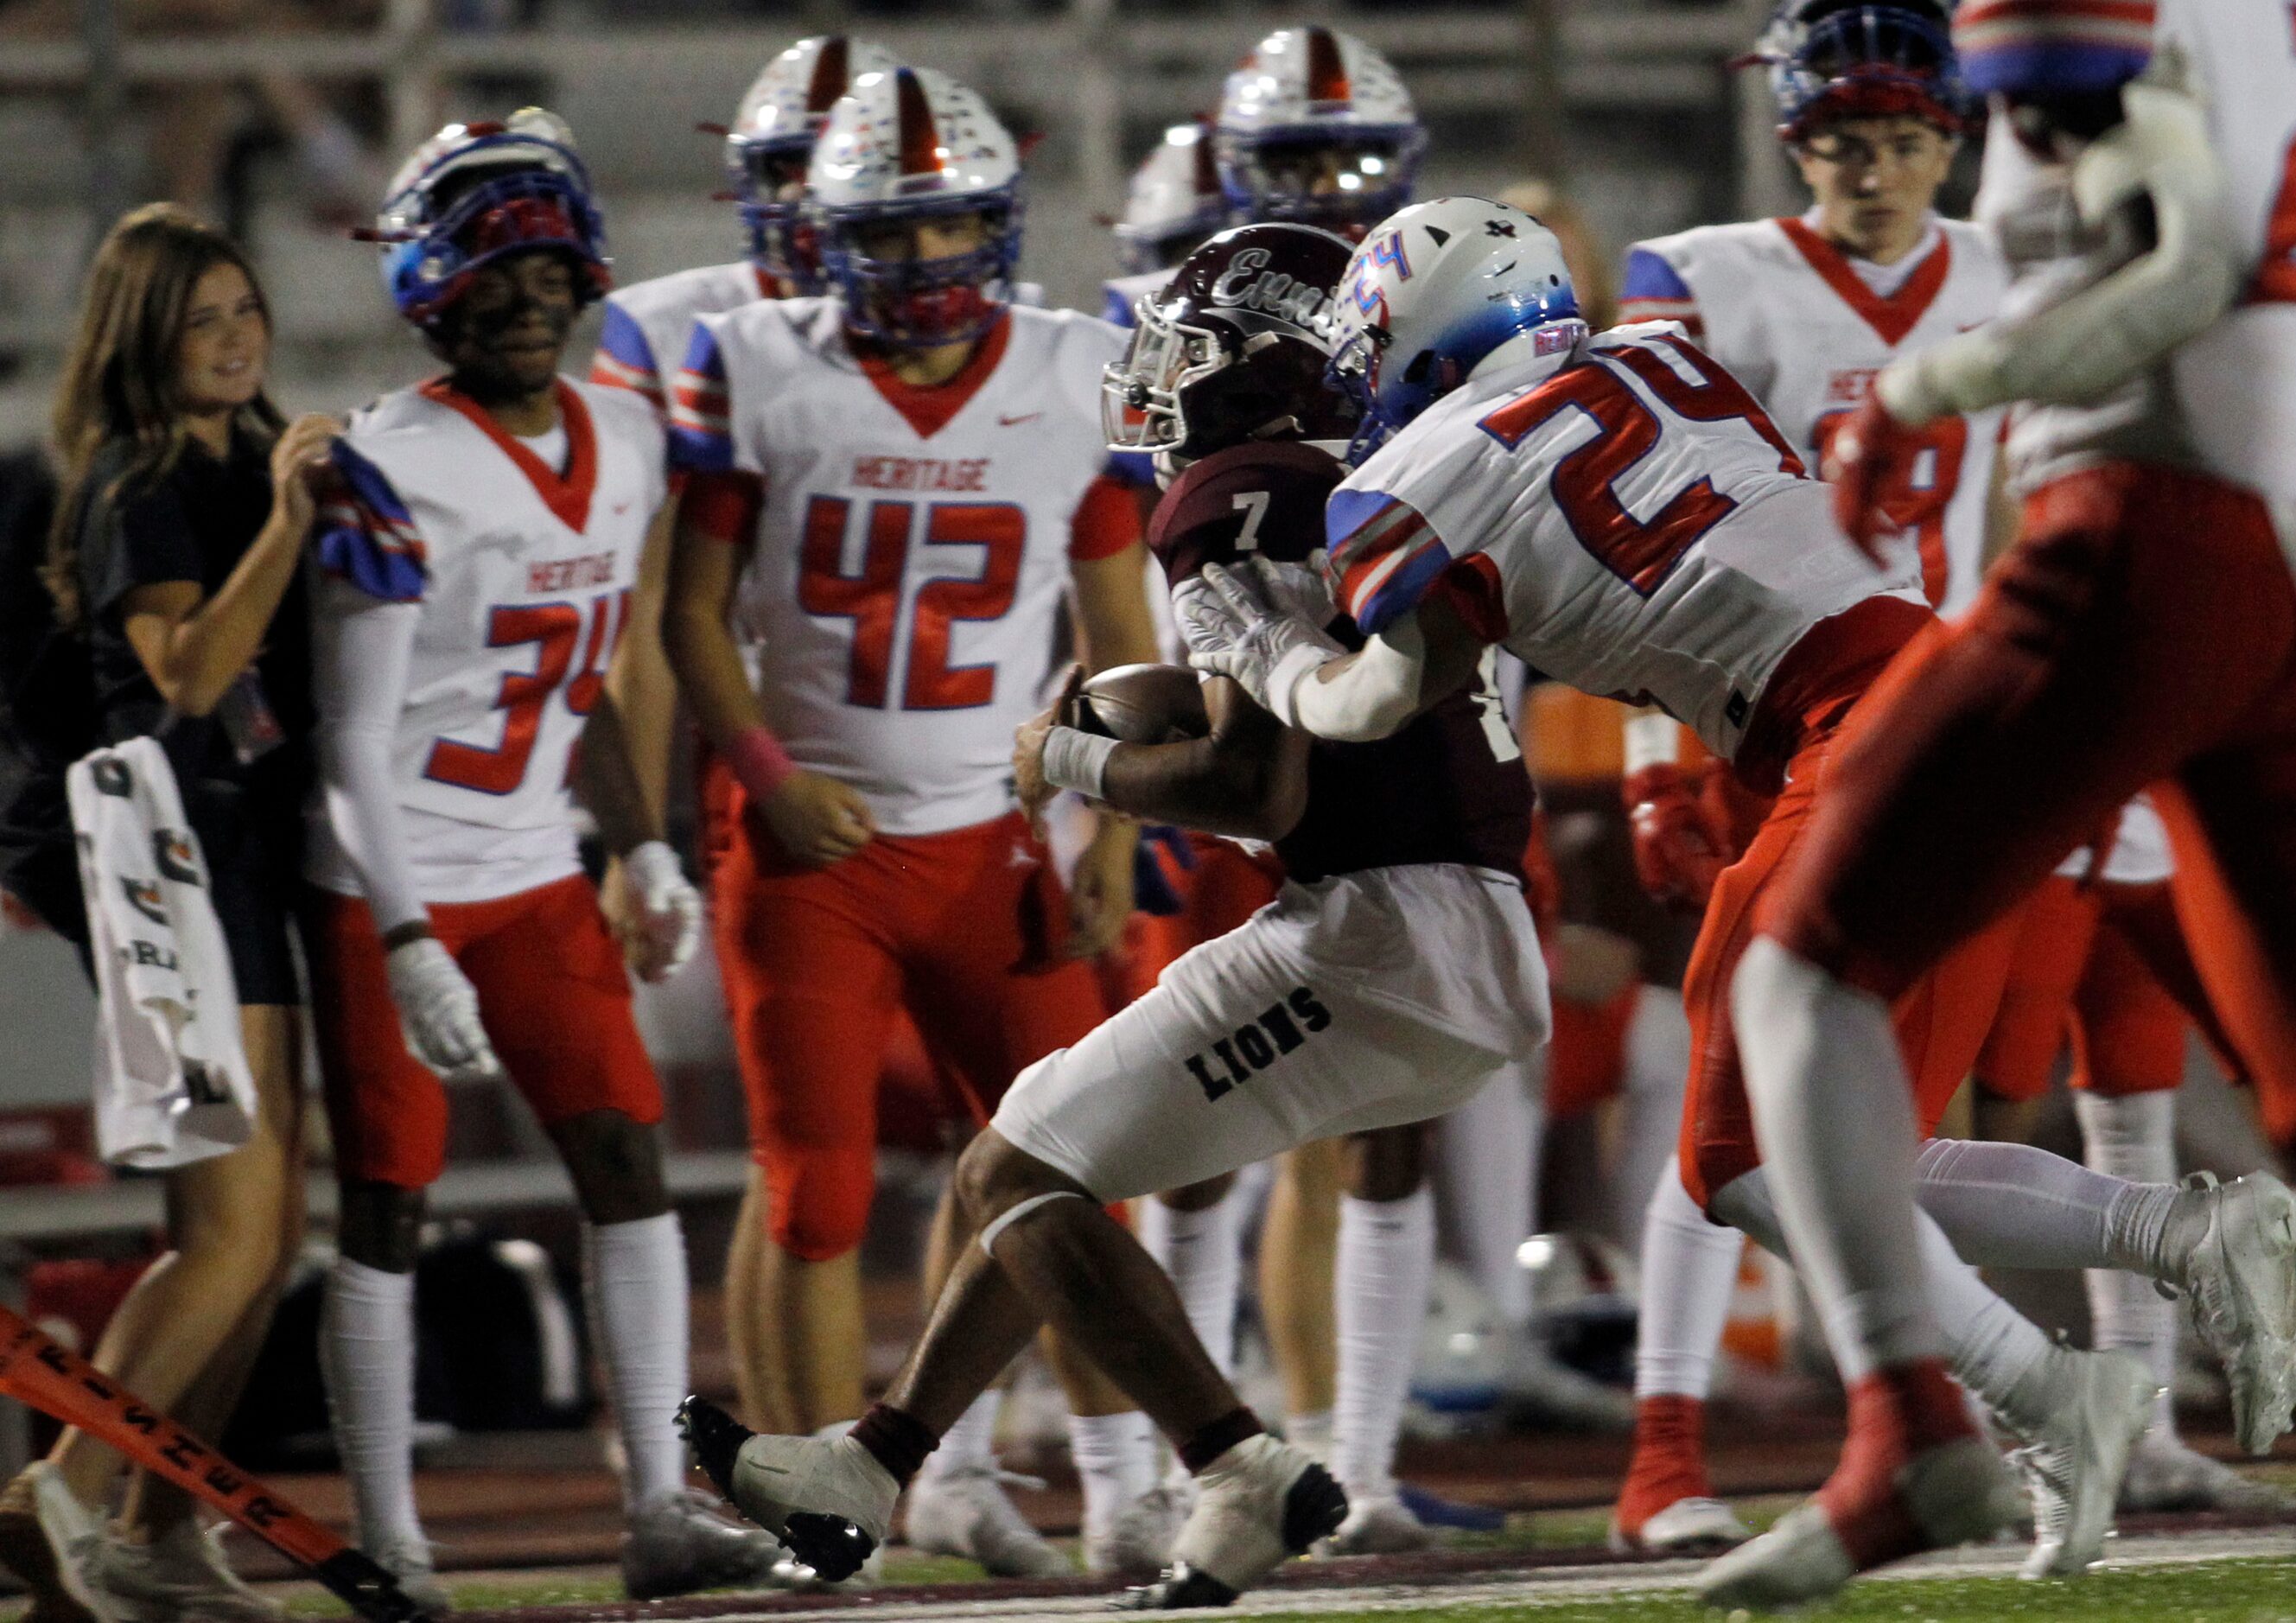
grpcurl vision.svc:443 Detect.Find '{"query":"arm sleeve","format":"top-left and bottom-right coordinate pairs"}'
top-left (1325, 489), bottom-right (1456, 635)
top-left (1068, 471), bottom-right (1145, 561)
top-left (589, 301), bottom-right (665, 412)
top-left (1618, 248), bottom-right (1704, 337)
top-left (84, 477), bottom-right (202, 622)
top-left (314, 441), bottom-right (428, 602)
top-left (667, 320), bottom-right (739, 475)
top-left (309, 575), bottom-right (427, 934)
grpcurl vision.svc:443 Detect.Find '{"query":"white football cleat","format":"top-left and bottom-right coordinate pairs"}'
top-left (903, 1466), bottom-right (1068, 1579)
top-left (622, 1488), bottom-right (805, 1599)
top-left (2171, 1172), bottom-right (2296, 1456)
top-left (0, 1463), bottom-right (126, 1623)
top-left (2119, 1430), bottom-right (2296, 1513)
top-left (1606, 1494), bottom-right (1749, 1556)
top-left (85, 1522), bottom-right (282, 1623)
top-left (1695, 1437), bottom-right (2020, 1610)
top-left (1085, 1483), bottom-right (1191, 1578)
top-left (366, 1536), bottom-right (452, 1617)
top-left (1120, 1435), bottom-right (1347, 1608)
top-left (677, 1397), bottom-right (893, 1583)
top-left (2005, 1347), bottom-right (2156, 1580)
top-left (1320, 1493), bottom-right (1432, 1556)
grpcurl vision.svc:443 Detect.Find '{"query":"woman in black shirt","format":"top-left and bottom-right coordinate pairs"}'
top-left (0, 204), bottom-right (334, 1622)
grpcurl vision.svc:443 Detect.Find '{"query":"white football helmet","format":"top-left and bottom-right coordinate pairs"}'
top-left (1113, 119), bottom-right (1225, 277)
top-left (725, 35), bottom-right (901, 290)
top-left (807, 66), bottom-right (1023, 347)
top-left (1215, 26), bottom-right (1426, 239)
top-left (1327, 196), bottom-right (1585, 461)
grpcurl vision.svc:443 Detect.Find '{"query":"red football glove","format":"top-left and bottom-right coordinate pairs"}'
top-left (1624, 762), bottom-right (1733, 913)
top-left (1822, 390), bottom-right (1924, 565)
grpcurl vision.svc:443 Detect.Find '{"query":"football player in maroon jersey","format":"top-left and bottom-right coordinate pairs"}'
top-left (677, 223), bottom-right (1551, 1608)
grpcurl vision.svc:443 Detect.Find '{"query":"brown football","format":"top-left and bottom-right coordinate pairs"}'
top-left (1076, 663), bottom-right (1211, 744)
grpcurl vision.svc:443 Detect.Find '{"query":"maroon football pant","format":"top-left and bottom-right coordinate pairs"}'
top-left (1765, 462), bottom-right (2296, 1126)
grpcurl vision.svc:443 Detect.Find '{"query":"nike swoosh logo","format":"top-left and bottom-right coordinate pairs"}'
top-left (613, 501), bottom-right (632, 513)
top-left (998, 412), bottom-right (1042, 427)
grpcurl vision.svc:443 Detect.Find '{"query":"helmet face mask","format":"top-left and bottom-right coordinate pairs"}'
top-left (376, 113), bottom-right (610, 330)
top-left (816, 192), bottom-right (1021, 348)
top-left (734, 143), bottom-right (819, 290)
top-left (1218, 125), bottom-right (1426, 239)
top-left (1102, 222), bottom-right (1359, 469)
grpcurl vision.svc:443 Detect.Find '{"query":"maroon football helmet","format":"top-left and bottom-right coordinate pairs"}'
top-left (1102, 221), bottom-right (1359, 466)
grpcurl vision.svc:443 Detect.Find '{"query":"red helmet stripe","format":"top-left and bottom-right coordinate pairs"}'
top-left (805, 35), bottom-right (850, 115)
top-left (1305, 28), bottom-right (1352, 105)
top-left (894, 68), bottom-right (941, 176)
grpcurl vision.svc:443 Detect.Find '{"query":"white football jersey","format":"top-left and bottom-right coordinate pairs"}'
top-left (1622, 216), bottom-right (2010, 615)
top-left (671, 299), bottom-right (1135, 835)
top-left (1975, 0), bottom-right (2296, 505)
top-left (590, 261), bottom-right (768, 421)
top-left (308, 378), bottom-right (664, 901)
top-left (1329, 325), bottom-right (1924, 766)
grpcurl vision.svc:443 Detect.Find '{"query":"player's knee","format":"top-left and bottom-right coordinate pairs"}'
top-left (766, 1149), bottom-right (875, 1261)
top-left (953, 1130), bottom-right (1078, 1235)
top-left (337, 1181), bottom-right (428, 1274)
top-left (552, 1108), bottom-right (670, 1225)
top-left (1343, 1124), bottom-right (1426, 1201)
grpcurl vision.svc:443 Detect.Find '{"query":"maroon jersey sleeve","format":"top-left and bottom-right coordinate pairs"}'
top-left (1147, 440), bottom-right (1346, 588)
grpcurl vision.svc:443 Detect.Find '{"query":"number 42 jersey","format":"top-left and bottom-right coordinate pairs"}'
top-left (671, 297), bottom-right (1137, 835)
top-left (1328, 325), bottom-right (1924, 773)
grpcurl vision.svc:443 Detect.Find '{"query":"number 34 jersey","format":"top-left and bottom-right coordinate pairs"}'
top-left (309, 377), bottom-right (662, 899)
top-left (1328, 325), bottom-right (1924, 771)
top-left (671, 298), bottom-right (1136, 836)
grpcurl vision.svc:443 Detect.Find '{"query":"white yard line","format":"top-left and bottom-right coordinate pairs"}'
top-left (662, 1528), bottom-right (2296, 1623)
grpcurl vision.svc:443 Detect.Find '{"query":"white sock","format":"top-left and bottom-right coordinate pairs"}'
top-left (920, 1390), bottom-right (1002, 1481)
top-left (1137, 1186), bottom-right (1246, 1379)
top-left (1732, 940), bottom-right (1942, 1383)
top-left (1636, 1159), bottom-right (1748, 1399)
top-left (1437, 1067), bottom-right (1542, 1333)
top-left (1286, 1408), bottom-right (1333, 1464)
top-left (584, 1213), bottom-right (692, 1510)
top-left (1612, 991), bottom-right (1692, 1254)
top-left (1068, 1410), bottom-right (1157, 1546)
top-left (1332, 1187), bottom-right (1435, 1499)
top-left (1714, 1167), bottom-right (2054, 1425)
top-left (321, 1258), bottom-right (424, 1552)
top-left (1915, 1128), bottom-right (2185, 1280)
top-left (2075, 1090), bottom-right (2181, 1434)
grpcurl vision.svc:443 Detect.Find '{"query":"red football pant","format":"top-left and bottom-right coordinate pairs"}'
top-left (308, 875), bottom-right (664, 1190)
top-left (1767, 464), bottom-right (2296, 1131)
top-left (1975, 876), bottom-right (2196, 1102)
top-left (710, 799), bottom-right (1111, 1261)
top-left (1679, 674), bottom-right (2021, 1211)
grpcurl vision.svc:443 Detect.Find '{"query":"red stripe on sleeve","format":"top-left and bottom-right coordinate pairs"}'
top-left (1068, 471), bottom-right (1146, 562)
top-left (684, 469), bottom-right (766, 545)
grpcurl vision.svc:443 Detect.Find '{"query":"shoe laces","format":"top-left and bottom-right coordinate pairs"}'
top-left (2007, 1441), bottom-right (2071, 1548)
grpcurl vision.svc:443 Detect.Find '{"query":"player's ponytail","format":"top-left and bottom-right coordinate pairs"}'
top-left (44, 204), bottom-right (284, 631)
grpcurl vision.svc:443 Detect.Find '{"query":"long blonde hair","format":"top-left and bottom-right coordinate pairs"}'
top-left (45, 204), bottom-right (283, 628)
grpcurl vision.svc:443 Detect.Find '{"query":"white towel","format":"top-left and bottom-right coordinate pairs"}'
top-left (67, 737), bottom-right (258, 1168)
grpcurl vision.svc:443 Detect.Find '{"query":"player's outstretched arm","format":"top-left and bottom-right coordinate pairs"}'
top-left (1285, 592), bottom-right (1486, 745)
top-left (1880, 54), bottom-right (2239, 429)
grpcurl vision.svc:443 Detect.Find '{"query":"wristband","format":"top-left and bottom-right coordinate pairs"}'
top-left (1262, 642), bottom-right (1332, 729)
top-left (725, 725), bottom-right (797, 803)
top-left (1040, 725), bottom-right (1116, 799)
top-left (1623, 711), bottom-right (1682, 776)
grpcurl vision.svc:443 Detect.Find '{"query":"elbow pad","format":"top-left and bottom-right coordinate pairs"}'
top-left (1284, 621), bottom-right (1427, 743)
top-left (1884, 65), bottom-right (2239, 424)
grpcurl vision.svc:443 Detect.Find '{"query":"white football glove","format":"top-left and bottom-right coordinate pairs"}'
top-left (622, 839), bottom-right (702, 983)
top-left (1174, 559), bottom-right (1345, 725)
top-left (384, 935), bottom-right (501, 1085)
